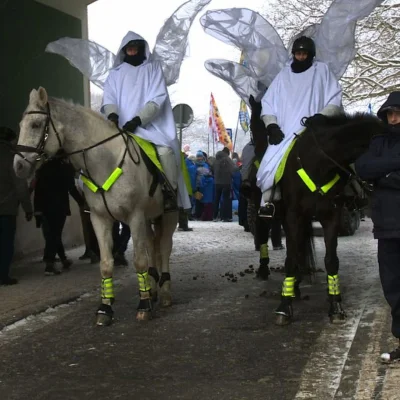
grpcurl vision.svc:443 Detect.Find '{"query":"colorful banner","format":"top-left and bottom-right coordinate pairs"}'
top-left (209, 92), bottom-right (232, 151)
top-left (238, 52), bottom-right (250, 133)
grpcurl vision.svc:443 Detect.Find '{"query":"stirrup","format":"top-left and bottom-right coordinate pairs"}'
top-left (258, 202), bottom-right (275, 218)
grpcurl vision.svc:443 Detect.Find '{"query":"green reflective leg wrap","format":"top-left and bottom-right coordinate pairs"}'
top-left (282, 276), bottom-right (296, 297)
top-left (260, 243), bottom-right (269, 260)
top-left (101, 277), bottom-right (114, 299)
top-left (328, 274), bottom-right (340, 295)
top-left (137, 271), bottom-right (152, 292)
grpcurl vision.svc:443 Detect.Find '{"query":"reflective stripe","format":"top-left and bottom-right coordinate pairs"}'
top-left (275, 131), bottom-right (305, 184)
top-left (81, 167), bottom-right (123, 193)
top-left (328, 274), bottom-right (340, 295)
top-left (101, 277), bottom-right (114, 299)
top-left (81, 175), bottom-right (99, 193)
top-left (297, 168), bottom-right (340, 194)
top-left (282, 276), bottom-right (296, 297)
top-left (137, 271), bottom-right (152, 292)
top-left (260, 243), bottom-right (269, 259)
top-left (321, 174), bottom-right (340, 193)
top-left (129, 134), bottom-right (164, 173)
top-left (102, 167), bottom-right (123, 191)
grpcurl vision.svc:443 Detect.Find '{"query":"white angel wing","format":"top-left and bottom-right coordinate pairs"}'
top-left (315, 0), bottom-right (384, 78)
top-left (204, 59), bottom-right (265, 106)
top-left (45, 38), bottom-right (115, 90)
top-left (200, 8), bottom-right (287, 87)
top-left (152, 0), bottom-right (212, 86)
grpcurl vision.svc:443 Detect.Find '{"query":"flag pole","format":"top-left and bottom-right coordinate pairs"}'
top-left (207, 127), bottom-right (210, 156)
top-left (232, 113), bottom-right (240, 154)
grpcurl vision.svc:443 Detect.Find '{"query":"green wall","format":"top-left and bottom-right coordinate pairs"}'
top-left (0, 0), bottom-right (85, 132)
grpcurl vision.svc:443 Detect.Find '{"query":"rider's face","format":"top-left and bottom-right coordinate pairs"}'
top-left (387, 108), bottom-right (400, 125)
top-left (126, 46), bottom-right (139, 56)
top-left (294, 51), bottom-right (308, 62)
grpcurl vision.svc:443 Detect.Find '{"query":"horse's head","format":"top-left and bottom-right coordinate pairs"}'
top-left (14, 87), bottom-right (64, 178)
top-left (248, 95), bottom-right (269, 159)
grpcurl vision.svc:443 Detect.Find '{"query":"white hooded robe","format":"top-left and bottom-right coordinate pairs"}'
top-left (256, 60), bottom-right (342, 194)
top-left (101, 31), bottom-right (191, 209)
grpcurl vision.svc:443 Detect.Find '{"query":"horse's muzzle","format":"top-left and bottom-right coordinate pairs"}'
top-left (13, 154), bottom-right (34, 178)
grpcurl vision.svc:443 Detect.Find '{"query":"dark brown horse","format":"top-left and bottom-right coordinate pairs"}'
top-left (249, 101), bottom-right (384, 325)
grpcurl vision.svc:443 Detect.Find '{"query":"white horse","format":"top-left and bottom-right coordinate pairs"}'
top-left (14, 87), bottom-right (179, 325)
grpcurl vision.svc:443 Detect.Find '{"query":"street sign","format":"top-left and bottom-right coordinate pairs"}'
top-left (172, 103), bottom-right (194, 147)
top-left (173, 103), bottom-right (194, 129)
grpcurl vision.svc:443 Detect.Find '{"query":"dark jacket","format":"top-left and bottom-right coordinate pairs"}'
top-left (34, 159), bottom-right (83, 216)
top-left (213, 151), bottom-right (237, 185)
top-left (355, 127), bottom-right (400, 239)
top-left (0, 141), bottom-right (32, 216)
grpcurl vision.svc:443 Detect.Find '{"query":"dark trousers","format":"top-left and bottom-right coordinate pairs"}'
top-left (213, 184), bottom-right (232, 220)
top-left (238, 195), bottom-right (249, 229)
top-left (0, 215), bottom-right (17, 280)
top-left (378, 238), bottom-right (400, 338)
top-left (112, 222), bottom-right (131, 255)
top-left (178, 208), bottom-right (189, 229)
top-left (270, 218), bottom-right (283, 247)
top-left (42, 213), bottom-right (67, 263)
top-left (80, 207), bottom-right (99, 257)
top-left (194, 200), bottom-right (204, 219)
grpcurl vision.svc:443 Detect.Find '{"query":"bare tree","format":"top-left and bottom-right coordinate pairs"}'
top-left (265, 0), bottom-right (400, 107)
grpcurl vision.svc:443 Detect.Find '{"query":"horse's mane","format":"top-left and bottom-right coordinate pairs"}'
top-left (305, 112), bottom-right (384, 140)
top-left (49, 97), bottom-right (107, 124)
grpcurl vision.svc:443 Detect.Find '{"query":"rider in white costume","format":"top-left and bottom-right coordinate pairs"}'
top-left (101, 31), bottom-right (190, 212)
top-left (256, 36), bottom-right (343, 217)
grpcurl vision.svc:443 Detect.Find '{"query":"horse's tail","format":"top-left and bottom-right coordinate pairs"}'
top-left (302, 220), bottom-right (316, 282)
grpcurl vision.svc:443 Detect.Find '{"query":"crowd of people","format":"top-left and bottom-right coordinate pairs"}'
top-left (182, 147), bottom-right (242, 225)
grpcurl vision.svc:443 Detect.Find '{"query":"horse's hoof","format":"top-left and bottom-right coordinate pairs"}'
top-left (96, 304), bottom-right (113, 326)
top-left (275, 313), bottom-right (292, 326)
top-left (136, 310), bottom-right (152, 321)
top-left (96, 313), bottom-right (113, 326)
top-left (160, 294), bottom-right (172, 308)
top-left (256, 267), bottom-right (270, 281)
top-left (330, 312), bottom-right (347, 324)
top-left (329, 301), bottom-right (346, 324)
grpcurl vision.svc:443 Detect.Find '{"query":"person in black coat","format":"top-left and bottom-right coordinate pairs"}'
top-left (33, 156), bottom-right (84, 276)
top-left (355, 91), bottom-right (400, 363)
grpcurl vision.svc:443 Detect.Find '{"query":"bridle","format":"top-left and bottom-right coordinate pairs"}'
top-left (15, 102), bottom-right (62, 164)
top-left (15, 101), bottom-right (137, 163)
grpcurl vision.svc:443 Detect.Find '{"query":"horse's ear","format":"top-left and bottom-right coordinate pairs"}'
top-left (249, 95), bottom-right (255, 109)
top-left (37, 87), bottom-right (48, 106)
top-left (29, 89), bottom-right (38, 104)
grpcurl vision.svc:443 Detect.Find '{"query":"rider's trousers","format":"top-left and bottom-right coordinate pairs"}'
top-left (156, 146), bottom-right (178, 190)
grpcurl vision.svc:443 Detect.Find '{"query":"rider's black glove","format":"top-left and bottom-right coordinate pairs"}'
top-left (123, 116), bottom-right (142, 133)
top-left (303, 113), bottom-right (327, 128)
top-left (266, 123), bottom-right (285, 145)
top-left (107, 113), bottom-right (119, 128)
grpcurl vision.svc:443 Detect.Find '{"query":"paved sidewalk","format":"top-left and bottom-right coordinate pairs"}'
top-left (0, 245), bottom-right (131, 329)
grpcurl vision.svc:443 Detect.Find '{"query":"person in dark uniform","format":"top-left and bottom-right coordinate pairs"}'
top-left (355, 91), bottom-right (400, 363)
top-left (34, 155), bottom-right (84, 275)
